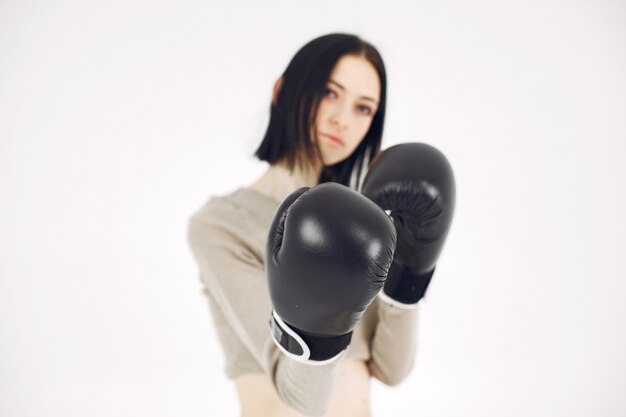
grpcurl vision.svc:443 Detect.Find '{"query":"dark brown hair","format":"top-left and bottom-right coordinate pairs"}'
top-left (254, 33), bottom-right (387, 190)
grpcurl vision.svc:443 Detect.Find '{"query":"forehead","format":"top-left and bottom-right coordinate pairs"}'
top-left (329, 55), bottom-right (381, 101)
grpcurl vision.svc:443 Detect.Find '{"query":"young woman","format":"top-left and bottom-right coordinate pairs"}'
top-left (188, 33), bottom-right (425, 417)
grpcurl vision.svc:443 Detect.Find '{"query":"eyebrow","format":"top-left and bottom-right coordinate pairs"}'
top-left (328, 79), bottom-right (379, 104)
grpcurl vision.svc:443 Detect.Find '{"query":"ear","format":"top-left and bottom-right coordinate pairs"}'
top-left (272, 76), bottom-right (284, 106)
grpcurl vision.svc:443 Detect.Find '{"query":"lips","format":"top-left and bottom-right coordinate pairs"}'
top-left (321, 133), bottom-right (345, 146)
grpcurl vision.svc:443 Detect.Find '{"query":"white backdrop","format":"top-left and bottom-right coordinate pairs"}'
top-left (1, 1), bottom-right (625, 416)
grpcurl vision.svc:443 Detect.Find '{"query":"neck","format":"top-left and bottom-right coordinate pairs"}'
top-left (250, 159), bottom-right (322, 203)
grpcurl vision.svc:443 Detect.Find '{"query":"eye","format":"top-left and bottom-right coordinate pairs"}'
top-left (324, 88), bottom-right (337, 98)
top-left (358, 105), bottom-right (373, 115)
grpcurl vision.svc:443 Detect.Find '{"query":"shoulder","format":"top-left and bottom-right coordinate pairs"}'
top-left (187, 188), bottom-right (248, 245)
top-left (187, 189), bottom-right (269, 291)
top-left (189, 185), bottom-right (279, 233)
top-left (187, 186), bottom-right (277, 264)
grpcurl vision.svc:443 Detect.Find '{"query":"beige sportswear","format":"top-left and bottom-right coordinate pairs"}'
top-left (187, 185), bottom-right (419, 416)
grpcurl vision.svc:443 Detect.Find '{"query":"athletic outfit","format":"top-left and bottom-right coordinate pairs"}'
top-left (187, 185), bottom-right (418, 416)
top-left (188, 142), bottom-right (455, 417)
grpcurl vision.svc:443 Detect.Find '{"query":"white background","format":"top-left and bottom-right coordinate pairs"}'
top-left (1, 1), bottom-right (625, 416)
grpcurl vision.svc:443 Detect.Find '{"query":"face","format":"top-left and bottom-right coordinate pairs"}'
top-left (313, 55), bottom-right (381, 166)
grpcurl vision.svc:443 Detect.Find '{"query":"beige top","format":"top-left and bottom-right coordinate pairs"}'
top-left (187, 186), bottom-right (419, 416)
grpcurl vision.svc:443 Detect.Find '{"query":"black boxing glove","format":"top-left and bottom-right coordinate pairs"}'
top-left (267, 183), bottom-right (396, 364)
top-left (361, 142), bottom-right (456, 308)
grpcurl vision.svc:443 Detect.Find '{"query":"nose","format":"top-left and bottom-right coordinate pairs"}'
top-left (330, 102), bottom-right (351, 129)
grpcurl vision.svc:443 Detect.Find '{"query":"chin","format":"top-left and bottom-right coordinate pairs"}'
top-left (323, 154), bottom-right (350, 166)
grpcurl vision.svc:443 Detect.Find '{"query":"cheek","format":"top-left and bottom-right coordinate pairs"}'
top-left (353, 118), bottom-right (374, 142)
top-left (315, 99), bottom-right (330, 120)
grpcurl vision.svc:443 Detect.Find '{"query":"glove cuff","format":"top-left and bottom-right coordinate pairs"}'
top-left (269, 310), bottom-right (352, 365)
top-left (382, 264), bottom-right (435, 308)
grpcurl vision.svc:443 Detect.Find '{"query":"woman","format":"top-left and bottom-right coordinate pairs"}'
top-left (187, 33), bottom-right (419, 417)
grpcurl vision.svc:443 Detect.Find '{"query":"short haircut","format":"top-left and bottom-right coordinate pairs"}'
top-left (254, 33), bottom-right (387, 190)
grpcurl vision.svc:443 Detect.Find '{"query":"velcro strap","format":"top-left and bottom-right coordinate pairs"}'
top-left (269, 310), bottom-right (352, 365)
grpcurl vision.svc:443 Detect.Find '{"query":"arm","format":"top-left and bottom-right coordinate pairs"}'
top-left (187, 214), bottom-right (340, 417)
top-left (362, 142), bottom-right (456, 385)
top-left (367, 298), bottom-right (419, 386)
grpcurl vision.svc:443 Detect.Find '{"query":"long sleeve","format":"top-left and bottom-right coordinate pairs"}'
top-left (367, 297), bottom-right (419, 386)
top-left (187, 209), bottom-right (340, 417)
